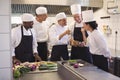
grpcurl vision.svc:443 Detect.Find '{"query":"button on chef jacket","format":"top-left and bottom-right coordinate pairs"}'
top-left (33, 20), bottom-right (49, 42)
top-left (49, 24), bottom-right (70, 46)
top-left (86, 30), bottom-right (111, 58)
top-left (11, 26), bottom-right (38, 56)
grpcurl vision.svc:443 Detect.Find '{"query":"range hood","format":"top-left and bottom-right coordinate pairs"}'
top-left (11, 0), bottom-right (103, 15)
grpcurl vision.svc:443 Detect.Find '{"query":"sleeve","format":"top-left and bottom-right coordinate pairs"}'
top-left (94, 34), bottom-right (111, 58)
top-left (32, 29), bottom-right (38, 53)
top-left (48, 26), bottom-right (59, 45)
top-left (84, 37), bottom-right (90, 47)
top-left (69, 23), bottom-right (74, 35)
top-left (11, 29), bottom-right (16, 56)
top-left (68, 23), bottom-right (74, 39)
top-left (45, 23), bottom-right (49, 41)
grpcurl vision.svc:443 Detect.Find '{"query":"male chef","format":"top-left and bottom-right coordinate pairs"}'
top-left (49, 12), bottom-right (70, 61)
top-left (69, 4), bottom-right (92, 63)
top-left (33, 7), bottom-right (50, 61)
top-left (12, 13), bottom-right (41, 63)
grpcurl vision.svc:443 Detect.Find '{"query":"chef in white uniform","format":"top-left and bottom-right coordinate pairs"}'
top-left (69, 4), bottom-right (92, 63)
top-left (49, 12), bottom-right (70, 61)
top-left (81, 10), bottom-right (111, 72)
top-left (33, 7), bottom-right (49, 61)
top-left (12, 13), bottom-right (41, 63)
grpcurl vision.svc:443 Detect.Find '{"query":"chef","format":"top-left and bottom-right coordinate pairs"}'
top-left (33, 7), bottom-right (49, 61)
top-left (12, 13), bottom-right (41, 63)
top-left (81, 10), bottom-right (111, 72)
top-left (49, 12), bottom-right (70, 61)
top-left (69, 4), bottom-right (92, 63)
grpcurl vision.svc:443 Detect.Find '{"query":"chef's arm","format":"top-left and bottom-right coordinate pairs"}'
top-left (12, 48), bottom-right (21, 64)
top-left (69, 38), bottom-right (79, 47)
top-left (95, 37), bottom-right (111, 58)
top-left (33, 53), bottom-right (42, 61)
top-left (11, 32), bottom-right (21, 64)
top-left (32, 42), bottom-right (42, 62)
top-left (59, 30), bottom-right (70, 40)
top-left (81, 28), bottom-right (87, 44)
top-left (32, 32), bottom-right (42, 61)
top-left (12, 56), bottom-right (21, 64)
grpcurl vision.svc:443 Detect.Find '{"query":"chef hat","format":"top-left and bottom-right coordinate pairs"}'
top-left (56, 12), bottom-right (66, 21)
top-left (82, 10), bottom-right (95, 22)
top-left (70, 4), bottom-right (81, 15)
top-left (21, 13), bottom-right (34, 22)
top-left (35, 7), bottom-right (47, 15)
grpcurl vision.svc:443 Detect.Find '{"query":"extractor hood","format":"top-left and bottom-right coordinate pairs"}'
top-left (11, 0), bottom-right (103, 15)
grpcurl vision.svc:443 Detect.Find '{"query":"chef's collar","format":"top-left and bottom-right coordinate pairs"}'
top-left (75, 22), bottom-right (83, 28)
top-left (23, 26), bottom-right (31, 31)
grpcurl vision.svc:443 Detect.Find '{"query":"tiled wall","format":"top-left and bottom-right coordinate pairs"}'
top-left (94, 0), bottom-right (120, 57)
top-left (0, 0), bottom-right (12, 80)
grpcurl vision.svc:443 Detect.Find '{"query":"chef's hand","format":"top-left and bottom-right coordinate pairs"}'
top-left (59, 30), bottom-right (71, 40)
top-left (64, 30), bottom-right (71, 35)
top-left (47, 50), bottom-right (50, 57)
top-left (34, 53), bottom-right (42, 62)
top-left (74, 40), bottom-right (79, 46)
top-left (81, 27), bottom-right (85, 34)
top-left (70, 39), bottom-right (79, 47)
top-left (107, 56), bottom-right (112, 62)
top-left (78, 41), bottom-right (86, 47)
top-left (12, 56), bottom-right (21, 64)
top-left (81, 27), bottom-right (86, 39)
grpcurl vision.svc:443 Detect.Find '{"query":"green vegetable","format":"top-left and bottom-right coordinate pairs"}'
top-left (39, 64), bottom-right (48, 70)
top-left (19, 67), bottom-right (31, 75)
top-left (47, 64), bottom-right (56, 67)
top-left (68, 60), bottom-right (77, 63)
top-left (13, 70), bottom-right (21, 79)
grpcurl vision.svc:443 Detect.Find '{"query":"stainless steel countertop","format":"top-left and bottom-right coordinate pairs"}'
top-left (16, 72), bottom-right (63, 80)
top-left (14, 60), bottom-right (120, 80)
top-left (62, 61), bottom-right (120, 80)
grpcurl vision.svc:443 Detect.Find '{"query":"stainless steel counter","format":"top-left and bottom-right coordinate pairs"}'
top-left (17, 72), bottom-right (63, 80)
top-left (14, 62), bottom-right (86, 80)
top-left (58, 60), bottom-right (120, 80)
top-left (14, 60), bottom-right (120, 80)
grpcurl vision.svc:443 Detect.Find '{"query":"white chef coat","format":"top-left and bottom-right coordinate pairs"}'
top-left (49, 24), bottom-right (70, 46)
top-left (11, 25), bottom-right (38, 56)
top-left (86, 30), bottom-right (111, 58)
top-left (69, 22), bottom-right (83, 38)
top-left (33, 19), bottom-right (49, 42)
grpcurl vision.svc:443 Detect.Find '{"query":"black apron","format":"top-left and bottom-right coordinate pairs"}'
top-left (71, 23), bottom-right (92, 63)
top-left (92, 54), bottom-right (108, 72)
top-left (37, 42), bottom-right (48, 61)
top-left (50, 45), bottom-right (69, 61)
top-left (15, 26), bottom-right (34, 63)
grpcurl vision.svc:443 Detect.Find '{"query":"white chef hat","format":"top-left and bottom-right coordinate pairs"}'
top-left (82, 10), bottom-right (95, 22)
top-left (35, 7), bottom-right (47, 15)
top-left (21, 13), bottom-right (34, 22)
top-left (56, 12), bottom-right (66, 21)
top-left (70, 4), bottom-right (81, 15)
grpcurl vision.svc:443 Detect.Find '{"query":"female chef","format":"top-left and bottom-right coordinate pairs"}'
top-left (81, 10), bottom-right (111, 72)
